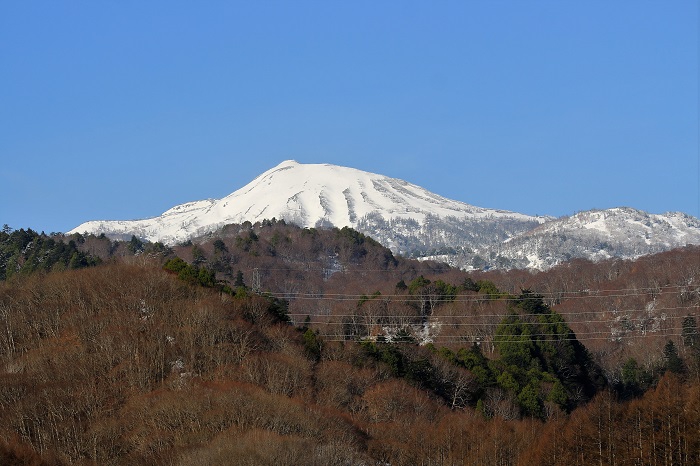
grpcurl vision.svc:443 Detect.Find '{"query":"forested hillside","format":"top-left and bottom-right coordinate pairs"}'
top-left (0, 222), bottom-right (698, 464)
top-left (0, 226), bottom-right (100, 280)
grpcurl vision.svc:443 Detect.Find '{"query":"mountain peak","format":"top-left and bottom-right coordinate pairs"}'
top-left (69, 161), bottom-right (540, 246)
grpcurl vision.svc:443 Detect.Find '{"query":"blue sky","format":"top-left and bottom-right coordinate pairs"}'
top-left (1, 1), bottom-right (698, 233)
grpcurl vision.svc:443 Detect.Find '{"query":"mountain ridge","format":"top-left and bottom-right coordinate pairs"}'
top-left (68, 161), bottom-right (700, 270)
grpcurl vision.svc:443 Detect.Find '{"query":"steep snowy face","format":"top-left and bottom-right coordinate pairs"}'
top-left (69, 160), bottom-right (541, 245)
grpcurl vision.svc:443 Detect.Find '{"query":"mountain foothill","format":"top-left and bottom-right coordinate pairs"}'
top-left (0, 217), bottom-right (698, 464)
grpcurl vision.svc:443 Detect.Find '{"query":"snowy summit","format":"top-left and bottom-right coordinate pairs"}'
top-left (69, 160), bottom-right (541, 245)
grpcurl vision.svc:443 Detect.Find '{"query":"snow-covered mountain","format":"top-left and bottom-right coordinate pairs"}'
top-left (68, 160), bottom-right (700, 270)
top-left (68, 160), bottom-right (544, 247)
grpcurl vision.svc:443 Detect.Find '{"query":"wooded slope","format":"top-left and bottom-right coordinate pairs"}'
top-left (0, 223), bottom-right (698, 464)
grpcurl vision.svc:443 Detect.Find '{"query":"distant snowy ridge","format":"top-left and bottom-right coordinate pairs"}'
top-left (68, 161), bottom-right (700, 270)
top-left (490, 208), bottom-right (700, 269)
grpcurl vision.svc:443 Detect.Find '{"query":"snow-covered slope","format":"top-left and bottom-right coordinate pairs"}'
top-left (491, 208), bottom-right (700, 269)
top-left (69, 160), bottom-right (543, 246)
top-left (68, 161), bottom-right (700, 270)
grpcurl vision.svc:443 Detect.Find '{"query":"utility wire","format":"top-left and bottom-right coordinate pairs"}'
top-left (287, 305), bottom-right (699, 320)
top-left (266, 288), bottom-right (696, 303)
top-left (311, 332), bottom-right (690, 343)
top-left (291, 317), bottom-right (694, 329)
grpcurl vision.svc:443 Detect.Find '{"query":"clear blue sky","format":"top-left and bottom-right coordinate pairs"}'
top-left (1, 1), bottom-right (698, 233)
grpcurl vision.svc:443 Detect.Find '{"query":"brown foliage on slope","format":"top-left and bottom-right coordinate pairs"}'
top-left (0, 237), bottom-right (698, 464)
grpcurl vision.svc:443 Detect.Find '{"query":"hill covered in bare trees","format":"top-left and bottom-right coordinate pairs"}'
top-left (0, 222), bottom-right (698, 464)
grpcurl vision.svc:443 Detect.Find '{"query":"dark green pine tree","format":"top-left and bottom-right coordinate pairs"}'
top-left (234, 270), bottom-right (245, 288)
top-left (128, 235), bottom-right (144, 254)
top-left (663, 340), bottom-right (684, 374)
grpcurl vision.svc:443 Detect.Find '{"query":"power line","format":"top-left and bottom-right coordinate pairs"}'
top-left (265, 287), bottom-right (696, 303)
top-left (311, 332), bottom-right (690, 343)
top-left (250, 270), bottom-right (694, 291)
top-left (240, 268), bottom-right (698, 297)
top-left (287, 305), bottom-right (699, 320)
top-left (291, 316), bottom-right (693, 328)
top-left (289, 313), bottom-right (697, 344)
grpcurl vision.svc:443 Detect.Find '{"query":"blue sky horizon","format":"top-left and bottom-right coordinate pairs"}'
top-left (1, 1), bottom-right (698, 234)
